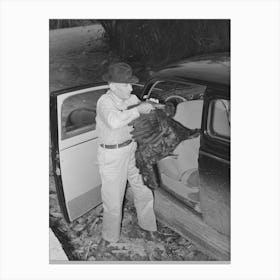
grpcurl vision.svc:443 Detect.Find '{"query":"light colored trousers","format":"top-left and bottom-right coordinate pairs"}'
top-left (97, 141), bottom-right (157, 242)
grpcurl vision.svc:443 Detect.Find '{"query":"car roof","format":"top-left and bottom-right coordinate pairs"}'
top-left (152, 52), bottom-right (230, 87)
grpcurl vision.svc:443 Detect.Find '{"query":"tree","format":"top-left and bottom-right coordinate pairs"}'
top-left (99, 20), bottom-right (230, 69)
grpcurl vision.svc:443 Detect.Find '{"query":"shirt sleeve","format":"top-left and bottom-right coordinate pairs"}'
top-left (124, 94), bottom-right (141, 108)
top-left (97, 97), bottom-right (140, 129)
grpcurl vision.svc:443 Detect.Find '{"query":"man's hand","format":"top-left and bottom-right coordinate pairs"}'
top-left (136, 102), bottom-right (155, 114)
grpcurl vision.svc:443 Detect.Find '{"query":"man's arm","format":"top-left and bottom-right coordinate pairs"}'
top-left (97, 98), bottom-right (140, 129)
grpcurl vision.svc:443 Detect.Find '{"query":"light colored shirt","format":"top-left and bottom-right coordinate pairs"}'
top-left (96, 90), bottom-right (140, 145)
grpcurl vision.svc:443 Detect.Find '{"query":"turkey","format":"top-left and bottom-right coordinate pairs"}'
top-left (129, 102), bottom-right (200, 190)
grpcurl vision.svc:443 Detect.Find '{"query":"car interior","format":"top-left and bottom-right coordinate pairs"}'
top-left (157, 99), bottom-right (203, 211)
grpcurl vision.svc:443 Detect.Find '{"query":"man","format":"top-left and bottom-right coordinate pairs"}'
top-left (96, 62), bottom-right (157, 244)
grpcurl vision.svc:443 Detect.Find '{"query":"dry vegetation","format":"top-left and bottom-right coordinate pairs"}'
top-left (100, 20), bottom-right (230, 69)
top-left (50, 19), bottom-right (230, 91)
top-left (50, 169), bottom-right (214, 261)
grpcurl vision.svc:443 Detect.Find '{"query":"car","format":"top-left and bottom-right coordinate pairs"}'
top-left (50, 52), bottom-right (230, 260)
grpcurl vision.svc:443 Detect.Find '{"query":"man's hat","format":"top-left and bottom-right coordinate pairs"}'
top-left (102, 62), bottom-right (139, 84)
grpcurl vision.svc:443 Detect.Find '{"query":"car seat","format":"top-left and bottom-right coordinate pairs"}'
top-left (157, 100), bottom-right (203, 204)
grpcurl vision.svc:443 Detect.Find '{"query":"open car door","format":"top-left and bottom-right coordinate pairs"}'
top-left (198, 89), bottom-right (230, 236)
top-left (50, 83), bottom-right (109, 222)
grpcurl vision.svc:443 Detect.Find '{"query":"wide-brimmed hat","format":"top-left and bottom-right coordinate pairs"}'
top-left (102, 62), bottom-right (139, 84)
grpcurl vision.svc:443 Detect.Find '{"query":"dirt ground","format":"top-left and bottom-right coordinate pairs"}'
top-left (49, 24), bottom-right (118, 92)
top-left (49, 161), bottom-right (213, 261)
top-left (49, 24), bottom-right (214, 261)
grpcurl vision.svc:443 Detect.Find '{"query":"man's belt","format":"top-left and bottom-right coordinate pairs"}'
top-left (100, 139), bottom-right (132, 149)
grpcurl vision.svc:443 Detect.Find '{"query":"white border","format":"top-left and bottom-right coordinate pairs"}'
top-left (1, 0), bottom-right (280, 279)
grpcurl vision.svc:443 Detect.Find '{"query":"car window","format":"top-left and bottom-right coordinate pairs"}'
top-left (61, 84), bottom-right (144, 140)
top-left (207, 99), bottom-right (230, 141)
top-left (61, 89), bottom-right (106, 140)
top-left (147, 81), bottom-right (190, 100)
top-left (147, 81), bottom-right (206, 102)
top-left (132, 83), bottom-right (144, 99)
top-left (151, 81), bottom-right (189, 92)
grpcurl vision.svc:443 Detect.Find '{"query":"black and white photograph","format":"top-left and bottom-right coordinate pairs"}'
top-left (1, 0), bottom-right (280, 279)
top-left (49, 19), bottom-right (230, 262)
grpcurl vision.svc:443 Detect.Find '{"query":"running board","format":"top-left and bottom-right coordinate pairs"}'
top-left (126, 187), bottom-right (230, 261)
top-left (154, 188), bottom-right (230, 261)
